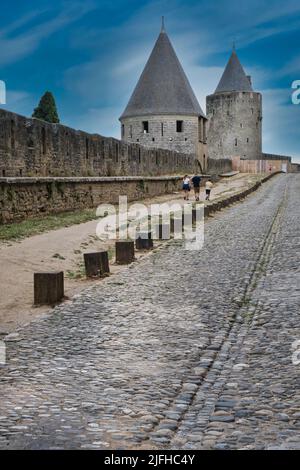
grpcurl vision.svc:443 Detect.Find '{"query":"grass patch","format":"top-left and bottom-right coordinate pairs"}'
top-left (66, 262), bottom-right (86, 280)
top-left (107, 246), bottom-right (115, 261)
top-left (52, 253), bottom-right (66, 260)
top-left (0, 209), bottom-right (99, 242)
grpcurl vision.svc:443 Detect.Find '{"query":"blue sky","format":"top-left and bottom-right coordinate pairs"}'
top-left (1, 0), bottom-right (300, 162)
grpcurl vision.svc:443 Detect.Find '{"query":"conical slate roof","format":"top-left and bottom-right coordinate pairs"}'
top-left (120, 28), bottom-right (205, 119)
top-left (215, 49), bottom-right (253, 94)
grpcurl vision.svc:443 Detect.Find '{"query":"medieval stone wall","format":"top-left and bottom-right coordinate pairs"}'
top-left (0, 109), bottom-right (197, 178)
top-left (207, 157), bottom-right (233, 177)
top-left (206, 91), bottom-right (262, 160)
top-left (0, 176), bottom-right (183, 224)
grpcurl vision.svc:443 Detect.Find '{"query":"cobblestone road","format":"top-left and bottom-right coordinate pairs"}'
top-left (0, 174), bottom-right (299, 450)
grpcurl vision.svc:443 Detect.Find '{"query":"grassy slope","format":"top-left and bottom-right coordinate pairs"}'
top-left (0, 209), bottom-right (98, 242)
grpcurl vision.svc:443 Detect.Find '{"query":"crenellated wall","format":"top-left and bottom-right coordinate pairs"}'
top-left (0, 109), bottom-right (197, 178)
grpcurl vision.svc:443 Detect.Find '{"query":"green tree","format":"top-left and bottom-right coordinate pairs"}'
top-left (32, 91), bottom-right (60, 123)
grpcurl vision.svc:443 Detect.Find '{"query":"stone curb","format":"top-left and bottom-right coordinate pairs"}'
top-left (204, 172), bottom-right (281, 218)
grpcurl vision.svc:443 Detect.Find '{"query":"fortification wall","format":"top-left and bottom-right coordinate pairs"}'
top-left (0, 176), bottom-right (183, 224)
top-left (207, 157), bottom-right (232, 177)
top-left (0, 109), bottom-right (197, 178)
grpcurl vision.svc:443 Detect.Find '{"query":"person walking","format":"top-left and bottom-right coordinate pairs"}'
top-left (182, 175), bottom-right (191, 200)
top-left (191, 174), bottom-right (201, 201)
top-left (205, 179), bottom-right (213, 201)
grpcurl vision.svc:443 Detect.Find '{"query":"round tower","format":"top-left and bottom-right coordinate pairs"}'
top-left (206, 49), bottom-right (262, 160)
top-left (120, 19), bottom-right (208, 171)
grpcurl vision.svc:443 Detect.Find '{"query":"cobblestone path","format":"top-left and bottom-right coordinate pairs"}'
top-left (0, 174), bottom-right (299, 450)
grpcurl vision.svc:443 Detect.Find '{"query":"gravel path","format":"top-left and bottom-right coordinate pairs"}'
top-left (0, 173), bottom-right (299, 450)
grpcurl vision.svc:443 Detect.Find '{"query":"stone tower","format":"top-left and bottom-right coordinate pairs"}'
top-left (206, 48), bottom-right (262, 160)
top-left (120, 19), bottom-right (207, 171)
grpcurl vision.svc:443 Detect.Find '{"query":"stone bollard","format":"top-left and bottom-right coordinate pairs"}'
top-left (115, 240), bottom-right (135, 264)
top-left (136, 232), bottom-right (153, 250)
top-left (84, 251), bottom-right (110, 278)
top-left (34, 271), bottom-right (64, 306)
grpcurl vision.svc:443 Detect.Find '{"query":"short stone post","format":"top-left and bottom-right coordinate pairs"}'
top-left (34, 272), bottom-right (64, 306)
top-left (84, 251), bottom-right (110, 278)
top-left (136, 232), bottom-right (153, 250)
top-left (115, 240), bottom-right (135, 264)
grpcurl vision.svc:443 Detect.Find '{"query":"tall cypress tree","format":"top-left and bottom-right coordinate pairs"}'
top-left (32, 91), bottom-right (60, 123)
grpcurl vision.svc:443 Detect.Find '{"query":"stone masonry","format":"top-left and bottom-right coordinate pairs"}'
top-left (0, 176), bottom-right (183, 224)
top-left (0, 109), bottom-right (197, 178)
top-left (121, 115), bottom-right (207, 164)
top-left (206, 91), bottom-right (262, 160)
top-left (206, 49), bottom-right (262, 160)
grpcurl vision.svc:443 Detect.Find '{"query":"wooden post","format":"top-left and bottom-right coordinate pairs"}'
top-left (192, 207), bottom-right (201, 224)
top-left (170, 216), bottom-right (183, 234)
top-left (99, 250), bottom-right (110, 274)
top-left (84, 251), bottom-right (110, 278)
top-left (154, 223), bottom-right (170, 240)
top-left (192, 206), bottom-right (204, 223)
top-left (115, 241), bottom-right (135, 264)
top-left (136, 232), bottom-right (153, 250)
top-left (204, 205), bottom-right (211, 217)
top-left (34, 272), bottom-right (64, 306)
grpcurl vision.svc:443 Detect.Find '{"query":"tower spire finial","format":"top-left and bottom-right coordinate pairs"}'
top-left (161, 16), bottom-right (165, 33)
top-left (232, 40), bottom-right (236, 51)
